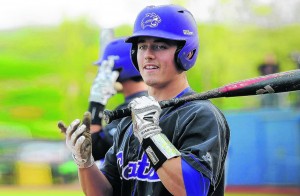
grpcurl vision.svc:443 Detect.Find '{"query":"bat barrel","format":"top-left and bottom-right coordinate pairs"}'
top-left (103, 70), bottom-right (300, 123)
top-left (220, 69), bottom-right (300, 97)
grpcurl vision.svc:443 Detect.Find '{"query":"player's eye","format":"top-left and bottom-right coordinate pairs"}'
top-left (137, 43), bottom-right (168, 51)
top-left (138, 44), bottom-right (147, 50)
top-left (151, 44), bottom-right (167, 51)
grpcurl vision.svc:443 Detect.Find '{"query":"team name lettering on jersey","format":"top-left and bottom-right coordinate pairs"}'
top-left (116, 151), bottom-right (160, 182)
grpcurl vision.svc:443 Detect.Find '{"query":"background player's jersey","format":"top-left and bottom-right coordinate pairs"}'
top-left (101, 90), bottom-right (230, 196)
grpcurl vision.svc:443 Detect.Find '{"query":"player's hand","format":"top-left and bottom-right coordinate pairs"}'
top-left (58, 112), bottom-right (94, 168)
top-left (89, 58), bottom-right (119, 105)
top-left (129, 96), bottom-right (162, 143)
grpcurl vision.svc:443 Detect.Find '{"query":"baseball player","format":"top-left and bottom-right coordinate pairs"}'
top-left (59, 4), bottom-right (230, 196)
top-left (88, 37), bottom-right (148, 163)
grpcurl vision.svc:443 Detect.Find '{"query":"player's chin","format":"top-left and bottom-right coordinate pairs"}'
top-left (144, 79), bottom-right (162, 88)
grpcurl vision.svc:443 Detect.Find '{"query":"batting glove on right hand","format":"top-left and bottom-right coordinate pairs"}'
top-left (89, 58), bottom-right (119, 105)
top-left (58, 112), bottom-right (94, 168)
top-left (129, 96), bottom-right (162, 143)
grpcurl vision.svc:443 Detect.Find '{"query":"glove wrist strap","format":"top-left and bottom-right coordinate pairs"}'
top-left (72, 154), bottom-right (95, 168)
top-left (88, 102), bottom-right (105, 125)
top-left (142, 133), bottom-right (181, 171)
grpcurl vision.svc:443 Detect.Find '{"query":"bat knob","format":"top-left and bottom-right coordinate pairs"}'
top-left (103, 110), bottom-right (113, 124)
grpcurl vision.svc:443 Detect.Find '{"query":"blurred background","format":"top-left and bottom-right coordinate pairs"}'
top-left (0, 0), bottom-right (299, 195)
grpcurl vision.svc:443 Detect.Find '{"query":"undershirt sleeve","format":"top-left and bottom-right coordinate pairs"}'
top-left (182, 159), bottom-right (210, 196)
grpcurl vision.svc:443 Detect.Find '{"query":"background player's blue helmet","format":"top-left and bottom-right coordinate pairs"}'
top-left (126, 4), bottom-right (199, 71)
top-left (95, 37), bottom-right (141, 82)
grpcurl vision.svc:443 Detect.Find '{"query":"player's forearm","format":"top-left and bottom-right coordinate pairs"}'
top-left (78, 164), bottom-right (113, 196)
top-left (157, 157), bottom-right (186, 196)
top-left (90, 124), bottom-right (102, 133)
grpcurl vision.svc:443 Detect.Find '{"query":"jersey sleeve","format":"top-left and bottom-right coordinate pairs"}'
top-left (160, 100), bottom-right (230, 190)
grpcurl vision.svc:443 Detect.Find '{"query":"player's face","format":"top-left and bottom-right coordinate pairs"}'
top-left (136, 37), bottom-right (179, 88)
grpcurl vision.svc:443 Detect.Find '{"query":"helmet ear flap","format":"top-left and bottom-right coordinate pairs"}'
top-left (130, 43), bottom-right (139, 71)
top-left (177, 39), bottom-right (199, 71)
top-left (174, 41), bottom-right (186, 70)
top-left (175, 48), bottom-right (198, 71)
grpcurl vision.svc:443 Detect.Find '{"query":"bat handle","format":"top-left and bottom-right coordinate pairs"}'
top-left (103, 98), bottom-right (180, 124)
top-left (104, 107), bottom-right (131, 124)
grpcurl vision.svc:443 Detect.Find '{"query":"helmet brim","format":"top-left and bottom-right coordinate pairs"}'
top-left (125, 29), bottom-right (187, 44)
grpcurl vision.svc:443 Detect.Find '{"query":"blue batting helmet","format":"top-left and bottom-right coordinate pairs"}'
top-left (126, 4), bottom-right (199, 71)
top-left (95, 37), bottom-right (141, 82)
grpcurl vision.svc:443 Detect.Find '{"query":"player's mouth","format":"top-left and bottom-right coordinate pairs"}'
top-left (143, 64), bottom-right (159, 70)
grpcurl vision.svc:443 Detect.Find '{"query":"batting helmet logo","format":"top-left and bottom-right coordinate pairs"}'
top-left (141, 13), bottom-right (161, 29)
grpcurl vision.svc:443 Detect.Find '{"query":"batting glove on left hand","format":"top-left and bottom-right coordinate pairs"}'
top-left (129, 96), bottom-right (162, 143)
top-left (58, 112), bottom-right (94, 168)
top-left (89, 58), bottom-right (119, 105)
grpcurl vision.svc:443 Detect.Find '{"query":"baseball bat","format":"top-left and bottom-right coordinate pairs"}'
top-left (100, 28), bottom-right (115, 56)
top-left (98, 28), bottom-right (123, 92)
top-left (103, 69), bottom-right (300, 124)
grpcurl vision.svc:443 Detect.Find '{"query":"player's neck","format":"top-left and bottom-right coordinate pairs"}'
top-left (122, 80), bottom-right (148, 97)
top-left (148, 78), bottom-right (189, 101)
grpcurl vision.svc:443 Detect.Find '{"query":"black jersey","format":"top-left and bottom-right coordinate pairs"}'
top-left (101, 90), bottom-right (230, 196)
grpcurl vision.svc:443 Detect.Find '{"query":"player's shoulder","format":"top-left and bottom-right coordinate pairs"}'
top-left (173, 99), bottom-right (225, 122)
top-left (186, 90), bottom-right (219, 107)
top-left (180, 89), bottom-right (218, 109)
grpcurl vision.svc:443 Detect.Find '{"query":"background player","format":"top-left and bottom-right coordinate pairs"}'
top-left (59, 4), bottom-right (230, 196)
top-left (88, 37), bottom-right (148, 163)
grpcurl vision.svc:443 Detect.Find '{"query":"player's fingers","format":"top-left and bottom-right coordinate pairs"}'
top-left (71, 124), bottom-right (86, 146)
top-left (57, 121), bottom-right (67, 134)
top-left (128, 97), bottom-right (140, 109)
top-left (145, 96), bottom-right (161, 110)
top-left (75, 135), bottom-right (85, 151)
top-left (101, 60), bottom-right (108, 71)
top-left (107, 58), bottom-right (115, 71)
top-left (111, 71), bottom-right (120, 83)
top-left (132, 96), bottom-right (147, 107)
top-left (114, 82), bottom-right (123, 92)
top-left (141, 96), bottom-right (151, 103)
top-left (148, 96), bottom-right (156, 101)
top-left (82, 112), bottom-right (91, 131)
top-left (66, 119), bottom-right (80, 139)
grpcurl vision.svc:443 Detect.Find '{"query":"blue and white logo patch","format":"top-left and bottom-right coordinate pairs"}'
top-left (141, 13), bottom-right (161, 29)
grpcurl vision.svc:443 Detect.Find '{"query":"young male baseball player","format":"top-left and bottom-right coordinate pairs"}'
top-left (59, 4), bottom-right (230, 196)
top-left (87, 37), bottom-right (148, 162)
